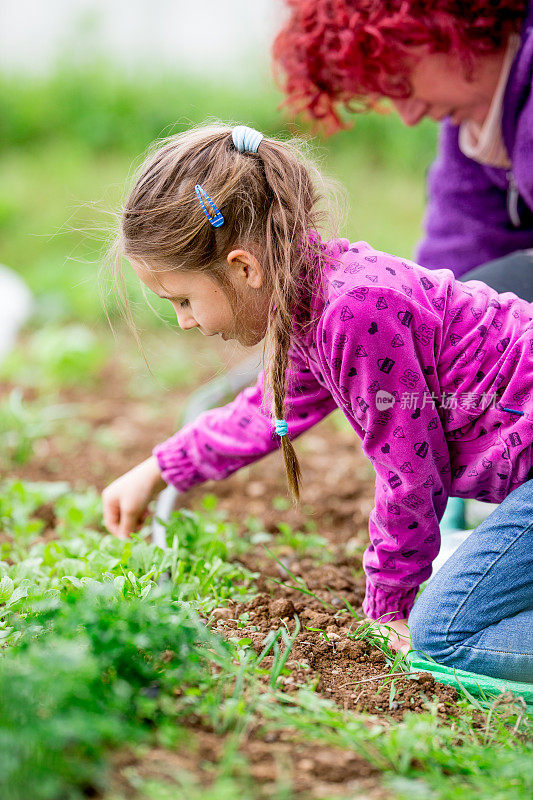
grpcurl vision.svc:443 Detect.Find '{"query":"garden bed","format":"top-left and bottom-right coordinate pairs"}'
top-left (1, 329), bottom-right (530, 799)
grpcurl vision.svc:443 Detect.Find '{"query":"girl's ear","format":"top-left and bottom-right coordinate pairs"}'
top-left (227, 249), bottom-right (264, 289)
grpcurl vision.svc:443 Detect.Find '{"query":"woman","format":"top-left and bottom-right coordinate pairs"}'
top-left (273, 0), bottom-right (533, 301)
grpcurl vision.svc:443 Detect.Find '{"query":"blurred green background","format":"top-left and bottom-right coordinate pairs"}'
top-left (0, 65), bottom-right (437, 326)
top-left (0, 55), bottom-right (438, 476)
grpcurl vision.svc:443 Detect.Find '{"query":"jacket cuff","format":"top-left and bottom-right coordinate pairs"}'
top-left (153, 439), bottom-right (207, 494)
top-left (362, 582), bottom-right (419, 623)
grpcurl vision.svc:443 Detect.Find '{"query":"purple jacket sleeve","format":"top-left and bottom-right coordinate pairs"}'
top-left (317, 288), bottom-right (450, 622)
top-left (416, 123), bottom-right (533, 276)
top-left (153, 344), bottom-right (337, 492)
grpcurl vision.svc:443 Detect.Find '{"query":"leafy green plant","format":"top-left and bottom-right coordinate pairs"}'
top-left (0, 584), bottom-right (230, 800)
top-left (163, 507), bottom-right (256, 609)
top-left (0, 480), bottom-right (257, 645)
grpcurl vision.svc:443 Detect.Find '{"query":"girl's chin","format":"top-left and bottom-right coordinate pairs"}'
top-left (220, 328), bottom-right (265, 346)
top-left (236, 332), bottom-right (265, 347)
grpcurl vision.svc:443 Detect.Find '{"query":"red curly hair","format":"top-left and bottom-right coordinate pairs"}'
top-left (273, 0), bottom-right (528, 130)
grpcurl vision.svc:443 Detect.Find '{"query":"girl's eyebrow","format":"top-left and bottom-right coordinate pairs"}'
top-left (155, 291), bottom-right (186, 301)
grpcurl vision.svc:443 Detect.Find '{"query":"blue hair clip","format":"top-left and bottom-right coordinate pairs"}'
top-left (274, 418), bottom-right (288, 437)
top-left (194, 184), bottom-right (225, 228)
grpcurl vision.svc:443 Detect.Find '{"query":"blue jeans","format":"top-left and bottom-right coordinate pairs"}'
top-left (408, 474), bottom-right (533, 683)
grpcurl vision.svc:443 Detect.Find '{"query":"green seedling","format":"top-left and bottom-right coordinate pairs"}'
top-left (256, 615), bottom-right (301, 688)
top-left (304, 625), bottom-right (330, 643)
top-left (275, 522), bottom-right (332, 560)
top-left (237, 611), bottom-right (252, 628)
top-left (0, 480), bottom-right (257, 646)
top-left (272, 495), bottom-right (291, 512)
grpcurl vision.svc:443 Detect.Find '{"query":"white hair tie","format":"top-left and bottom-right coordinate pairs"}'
top-left (232, 125), bottom-right (264, 154)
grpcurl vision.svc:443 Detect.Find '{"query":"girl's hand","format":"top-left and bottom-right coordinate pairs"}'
top-left (102, 456), bottom-right (166, 539)
top-left (357, 617), bottom-right (412, 656)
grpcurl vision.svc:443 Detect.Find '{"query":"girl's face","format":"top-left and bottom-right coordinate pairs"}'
top-left (130, 251), bottom-right (271, 347)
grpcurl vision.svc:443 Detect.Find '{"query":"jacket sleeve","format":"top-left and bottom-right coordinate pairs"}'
top-left (416, 122), bottom-right (533, 275)
top-left (153, 343), bottom-right (337, 492)
top-left (318, 288), bottom-right (450, 622)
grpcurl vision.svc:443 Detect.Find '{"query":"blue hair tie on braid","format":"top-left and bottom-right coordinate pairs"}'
top-left (232, 125), bottom-right (264, 154)
top-left (274, 418), bottom-right (288, 437)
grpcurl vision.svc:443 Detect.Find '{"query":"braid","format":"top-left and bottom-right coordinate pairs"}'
top-left (270, 306), bottom-right (302, 504)
top-left (258, 136), bottom-right (330, 506)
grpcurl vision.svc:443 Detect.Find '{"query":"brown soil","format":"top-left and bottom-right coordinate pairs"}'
top-left (2, 333), bottom-right (468, 798)
top-left (2, 331), bottom-right (250, 488)
top-left (209, 592), bottom-right (460, 722)
top-left (109, 730), bottom-right (390, 799)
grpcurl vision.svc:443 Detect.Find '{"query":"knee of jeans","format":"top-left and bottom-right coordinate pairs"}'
top-left (408, 593), bottom-right (453, 660)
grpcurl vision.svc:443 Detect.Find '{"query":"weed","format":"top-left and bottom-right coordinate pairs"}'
top-left (259, 688), bottom-right (532, 797)
top-left (304, 626), bottom-right (330, 643)
top-left (0, 584), bottom-right (230, 800)
top-left (256, 616), bottom-right (302, 689)
top-left (264, 547), bottom-right (337, 612)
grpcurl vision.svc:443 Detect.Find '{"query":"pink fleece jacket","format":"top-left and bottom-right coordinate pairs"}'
top-left (154, 238), bottom-right (533, 622)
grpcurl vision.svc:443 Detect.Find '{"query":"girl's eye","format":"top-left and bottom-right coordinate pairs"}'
top-left (179, 299), bottom-right (189, 308)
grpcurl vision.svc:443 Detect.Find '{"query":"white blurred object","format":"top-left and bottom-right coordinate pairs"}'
top-left (428, 528), bottom-right (473, 581)
top-left (428, 500), bottom-right (499, 582)
top-left (0, 264), bottom-right (33, 362)
top-left (0, 1), bottom-right (280, 82)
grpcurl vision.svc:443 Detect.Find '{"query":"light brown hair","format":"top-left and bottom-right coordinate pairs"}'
top-left (113, 124), bottom-right (337, 503)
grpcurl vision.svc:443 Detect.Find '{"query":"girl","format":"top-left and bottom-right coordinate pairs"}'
top-left (103, 124), bottom-right (533, 681)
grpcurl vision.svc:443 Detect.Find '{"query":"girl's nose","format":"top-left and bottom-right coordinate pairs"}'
top-left (391, 97), bottom-right (429, 126)
top-left (175, 309), bottom-right (198, 331)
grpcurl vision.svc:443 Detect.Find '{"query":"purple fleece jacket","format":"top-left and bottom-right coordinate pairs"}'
top-left (154, 238), bottom-right (533, 622)
top-left (417, 3), bottom-right (533, 274)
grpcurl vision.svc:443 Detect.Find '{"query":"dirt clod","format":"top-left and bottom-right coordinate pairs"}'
top-left (269, 598), bottom-right (295, 618)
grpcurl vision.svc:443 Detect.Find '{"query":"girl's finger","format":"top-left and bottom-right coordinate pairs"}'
top-left (103, 499), bottom-right (121, 537)
top-left (118, 508), bottom-right (139, 539)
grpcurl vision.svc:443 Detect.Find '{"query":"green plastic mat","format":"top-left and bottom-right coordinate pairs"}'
top-left (406, 654), bottom-right (533, 713)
